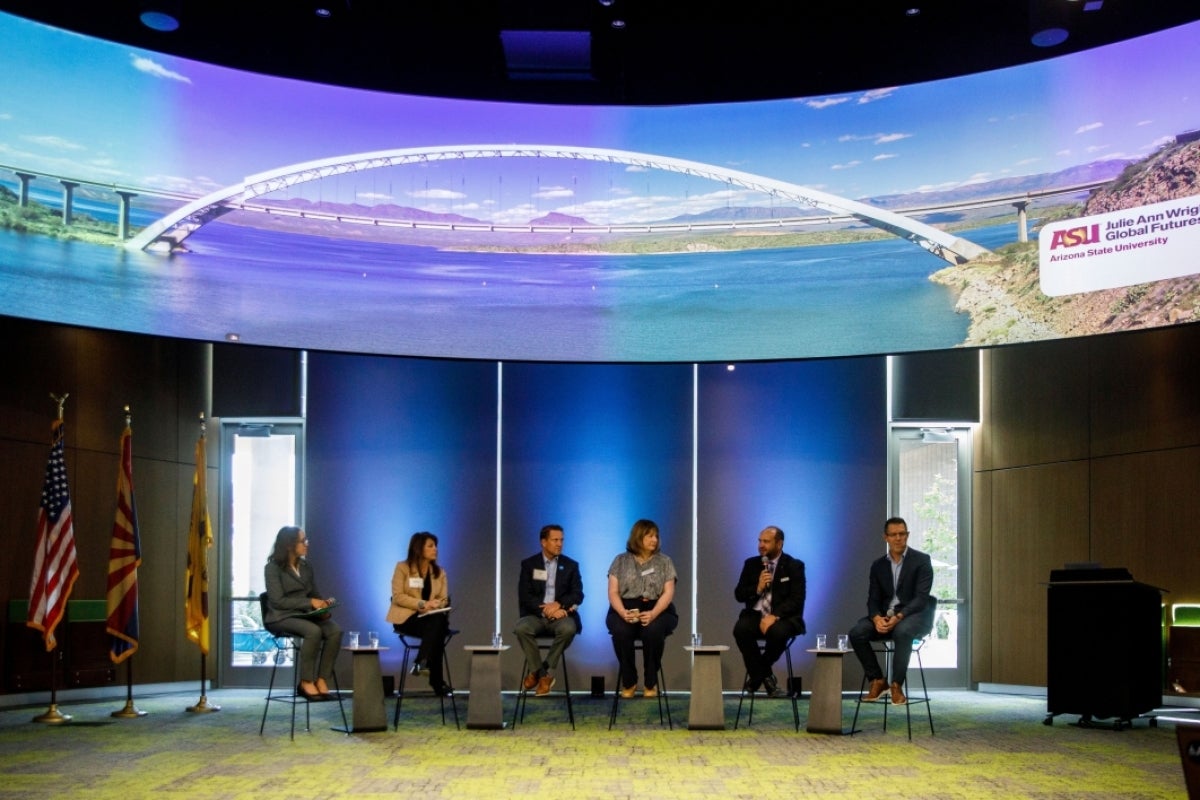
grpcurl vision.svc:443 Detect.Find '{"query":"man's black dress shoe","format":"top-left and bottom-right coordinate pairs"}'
top-left (762, 675), bottom-right (786, 698)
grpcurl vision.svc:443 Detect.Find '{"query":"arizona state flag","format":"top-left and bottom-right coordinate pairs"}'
top-left (106, 423), bottom-right (142, 664)
top-left (27, 418), bottom-right (80, 651)
top-left (184, 432), bottom-right (212, 655)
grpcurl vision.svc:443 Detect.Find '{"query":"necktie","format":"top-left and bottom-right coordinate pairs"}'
top-left (762, 562), bottom-right (774, 615)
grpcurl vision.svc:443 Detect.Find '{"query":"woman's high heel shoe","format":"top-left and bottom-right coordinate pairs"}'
top-left (297, 683), bottom-right (324, 701)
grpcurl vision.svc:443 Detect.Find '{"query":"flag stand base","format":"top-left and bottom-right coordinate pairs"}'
top-left (185, 694), bottom-right (220, 713)
top-left (111, 700), bottom-right (147, 718)
top-left (32, 704), bottom-right (71, 724)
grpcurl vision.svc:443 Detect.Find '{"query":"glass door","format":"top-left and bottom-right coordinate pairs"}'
top-left (889, 425), bottom-right (972, 687)
top-left (217, 418), bottom-right (304, 686)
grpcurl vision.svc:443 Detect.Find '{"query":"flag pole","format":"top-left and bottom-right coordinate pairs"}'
top-left (111, 658), bottom-right (147, 718)
top-left (32, 393), bottom-right (72, 725)
top-left (186, 412), bottom-right (219, 713)
top-left (111, 406), bottom-right (147, 719)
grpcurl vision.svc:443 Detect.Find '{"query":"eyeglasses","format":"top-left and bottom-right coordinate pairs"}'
top-left (297, 539), bottom-right (310, 545)
top-left (884, 531), bottom-right (909, 538)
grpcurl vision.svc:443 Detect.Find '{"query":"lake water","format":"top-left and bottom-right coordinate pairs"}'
top-left (0, 220), bottom-right (1025, 361)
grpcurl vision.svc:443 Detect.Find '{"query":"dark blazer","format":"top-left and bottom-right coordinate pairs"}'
top-left (263, 559), bottom-right (325, 625)
top-left (517, 552), bottom-right (584, 634)
top-left (865, 546), bottom-right (934, 622)
top-left (734, 551), bottom-right (807, 633)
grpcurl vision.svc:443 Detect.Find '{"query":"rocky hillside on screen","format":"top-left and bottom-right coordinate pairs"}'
top-left (931, 138), bottom-right (1200, 347)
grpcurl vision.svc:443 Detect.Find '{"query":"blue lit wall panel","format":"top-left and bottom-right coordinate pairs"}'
top-left (304, 353), bottom-right (498, 679)
top-left (499, 362), bottom-right (694, 687)
top-left (697, 358), bottom-right (887, 688)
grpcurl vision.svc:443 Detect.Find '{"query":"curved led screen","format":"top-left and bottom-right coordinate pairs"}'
top-left (1, 12), bottom-right (1198, 362)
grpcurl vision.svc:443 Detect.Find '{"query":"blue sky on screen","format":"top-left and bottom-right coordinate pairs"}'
top-left (1, 12), bottom-right (1197, 226)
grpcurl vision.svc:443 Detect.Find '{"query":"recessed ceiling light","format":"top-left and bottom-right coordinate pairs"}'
top-left (139, 2), bottom-right (181, 32)
top-left (905, 7), bottom-right (921, 16)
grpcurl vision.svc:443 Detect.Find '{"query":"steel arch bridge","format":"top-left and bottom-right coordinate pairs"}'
top-left (125, 144), bottom-right (989, 264)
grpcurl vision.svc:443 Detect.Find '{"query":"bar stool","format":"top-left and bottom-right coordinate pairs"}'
top-left (734, 636), bottom-right (800, 731)
top-left (850, 635), bottom-right (935, 739)
top-left (512, 637), bottom-right (575, 730)
top-left (608, 638), bottom-right (673, 730)
top-left (257, 592), bottom-right (348, 739)
top-left (392, 629), bottom-right (461, 730)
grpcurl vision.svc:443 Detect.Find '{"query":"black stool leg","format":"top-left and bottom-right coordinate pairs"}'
top-left (785, 646), bottom-right (799, 732)
top-left (392, 640), bottom-right (414, 731)
top-left (440, 638), bottom-right (461, 730)
top-left (562, 651), bottom-right (575, 730)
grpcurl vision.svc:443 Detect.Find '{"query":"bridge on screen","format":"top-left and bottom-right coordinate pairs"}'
top-left (123, 145), bottom-right (993, 265)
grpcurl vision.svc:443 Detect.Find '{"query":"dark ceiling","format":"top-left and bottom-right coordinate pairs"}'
top-left (3, 0), bottom-right (1199, 105)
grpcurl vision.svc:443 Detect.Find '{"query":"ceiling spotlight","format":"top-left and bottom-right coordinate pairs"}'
top-left (611, 19), bottom-right (626, 29)
top-left (598, 0), bottom-right (615, 6)
top-left (139, 1), bottom-right (181, 32)
top-left (313, 1), bottom-right (349, 18)
top-left (905, 7), bottom-right (921, 16)
top-left (1029, 0), bottom-right (1070, 47)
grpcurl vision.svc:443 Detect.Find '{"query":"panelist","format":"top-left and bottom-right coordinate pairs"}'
top-left (848, 517), bottom-right (935, 705)
top-left (263, 525), bottom-right (342, 701)
top-left (386, 532), bottom-right (453, 697)
top-left (733, 525), bottom-right (807, 696)
top-left (513, 524), bottom-right (584, 695)
top-left (606, 519), bottom-right (679, 698)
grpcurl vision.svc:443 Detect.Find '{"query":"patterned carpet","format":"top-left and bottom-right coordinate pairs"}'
top-left (0, 688), bottom-right (1189, 799)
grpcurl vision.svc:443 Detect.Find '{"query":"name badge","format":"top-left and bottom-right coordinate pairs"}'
top-left (532, 568), bottom-right (548, 581)
top-left (408, 577), bottom-right (423, 588)
top-left (780, 576), bottom-right (790, 582)
top-left (640, 567), bottom-right (656, 576)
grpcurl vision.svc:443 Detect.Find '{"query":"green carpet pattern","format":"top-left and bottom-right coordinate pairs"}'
top-left (0, 689), bottom-right (1189, 799)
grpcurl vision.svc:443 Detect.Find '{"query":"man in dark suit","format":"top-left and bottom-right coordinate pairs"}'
top-left (733, 525), bottom-right (806, 696)
top-left (513, 524), bottom-right (584, 695)
top-left (848, 516), bottom-right (936, 705)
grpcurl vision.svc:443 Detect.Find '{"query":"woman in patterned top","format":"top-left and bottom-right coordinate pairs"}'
top-left (606, 519), bottom-right (679, 698)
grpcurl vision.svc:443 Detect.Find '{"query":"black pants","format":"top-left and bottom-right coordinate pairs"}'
top-left (606, 600), bottom-right (678, 690)
top-left (732, 610), bottom-right (804, 684)
top-left (394, 613), bottom-right (450, 689)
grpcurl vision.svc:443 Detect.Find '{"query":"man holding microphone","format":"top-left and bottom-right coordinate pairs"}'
top-left (732, 526), bottom-right (807, 696)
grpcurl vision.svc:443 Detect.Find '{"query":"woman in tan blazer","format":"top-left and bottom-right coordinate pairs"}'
top-left (386, 532), bottom-right (452, 695)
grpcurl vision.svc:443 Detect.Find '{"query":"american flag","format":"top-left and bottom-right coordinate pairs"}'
top-left (106, 423), bottom-right (142, 664)
top-left (27, 418), bottom-right (80, 651)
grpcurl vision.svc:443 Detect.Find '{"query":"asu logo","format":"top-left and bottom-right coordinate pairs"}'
top-left (1047, 224), bottom-right (1100, 249)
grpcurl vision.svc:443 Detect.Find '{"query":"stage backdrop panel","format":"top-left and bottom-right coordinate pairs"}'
top-left (696, 358), bottom-right (888, 689)
top-left (305, 353), bottom-right (499, 682)
top-left (498, 362), bottom-right (695, 691)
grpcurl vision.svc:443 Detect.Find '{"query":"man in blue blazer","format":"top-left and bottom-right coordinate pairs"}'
top-left (513, 524), bottom-right (584, 695)
top-left (848, 517), bottom-right (936, 705)
top-left (733, 526), bottom-right (806, 696)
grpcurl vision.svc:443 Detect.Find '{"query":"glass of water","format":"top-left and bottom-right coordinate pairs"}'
top-left (815, 634), bottom-right (827, 650)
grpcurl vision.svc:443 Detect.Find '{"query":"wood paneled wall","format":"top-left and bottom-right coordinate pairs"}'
top-left (973, 324), bottom-right (1200, 686)
top-left (0, 317), bottom-right (211, 688)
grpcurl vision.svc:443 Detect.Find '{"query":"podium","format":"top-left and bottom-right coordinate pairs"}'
top-left (1045, 567), bottom-right (1164, 729)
